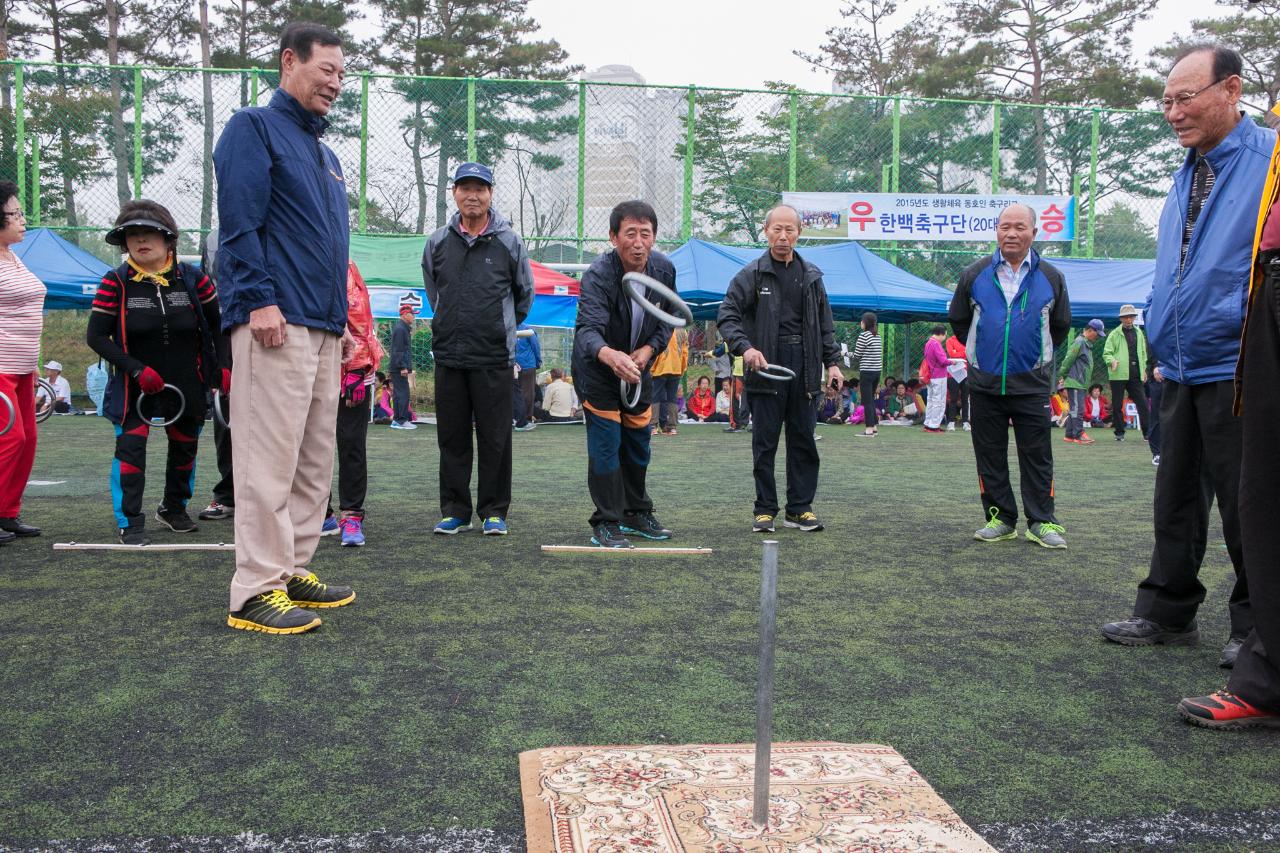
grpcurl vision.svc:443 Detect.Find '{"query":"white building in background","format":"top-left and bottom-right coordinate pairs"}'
top-left (497, 64), bottom-right (687, 248)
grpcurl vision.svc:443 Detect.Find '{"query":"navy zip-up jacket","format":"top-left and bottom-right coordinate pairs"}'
top-left (213, 88), bottom-right (350, 336)
top-left (949, 249), bottom-right (1072, 396)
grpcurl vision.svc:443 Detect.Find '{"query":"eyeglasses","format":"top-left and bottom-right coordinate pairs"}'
top-left (1157, 76), bottom-right (1233, 112)
top-left (2, 208), bottom-right (24, 219)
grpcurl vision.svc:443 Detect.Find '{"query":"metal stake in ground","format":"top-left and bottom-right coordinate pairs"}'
top-left (753, 539), bottom-right (779, 828)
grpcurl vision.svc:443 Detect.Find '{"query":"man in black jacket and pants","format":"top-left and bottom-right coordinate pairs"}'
top-left (717, 204), bottom-right (842, 534)
top-left (389, 304), bottom-right (415, 430)
top-left (422, 162), bottom-right (534, 535)
top-left (571, 200), bottom-right (676, 548)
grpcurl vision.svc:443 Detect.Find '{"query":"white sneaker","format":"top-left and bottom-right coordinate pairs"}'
top-left (963, 422), bottom-right (971, 432)
top-left (946, 422), bottom-right (956, 432)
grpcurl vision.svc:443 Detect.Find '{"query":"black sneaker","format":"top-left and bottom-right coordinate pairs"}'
top-left (285, 571), bottom-right (356, 608)
top-left (119, 526), bottom-right (150, 546)
top-left (1100, 616), bottom-right (1199, 646)
top-left (753, 514), bottom-right (776, 533)
top-left (0, 517), bottom-right (40, 537)
top-left (227, 589), bottom-right (322, 634)
top-left (591, 522), bottom-right (631, 549)
top-left (198, 501), bottom-right (234, 521)
top-left (0, 529), bottom-right (14, 546)
top-left (783, 511), bottom-right (824, 532)
top-left (155, 506), bottom-right (198, 533)
top-left (620, 512), bottom-right (672, 540)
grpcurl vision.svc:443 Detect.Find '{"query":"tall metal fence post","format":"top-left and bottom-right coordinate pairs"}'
top-left (890, 97), bottom-right (901, 265)
top-left (359, 72), bottom-right (369, 234)
top-left (466, 77), bottom-right (477, 162)
top-left (576, 80), bottom-right (586, 262)
top-left (788, 89), bottom-right (798, 192)
top-left (31, 136), bottom-right (41, 226)
top-left (1088, 109), bottom-right (1100, 258)
top-left (990, 102), bottom-right (1001, 192)
top-left (14, 62), bottom-right (25, 210)
top-left (250, 68), bottom-right (259, 105)
top-left (132, 66), bottom-right (143, 198)
top-left (683, 85), bottom-right (695, 240)
top-left (1072, 174), bottom-right (1082, 255)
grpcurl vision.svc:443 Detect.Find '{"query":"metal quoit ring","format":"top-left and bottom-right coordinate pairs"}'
top-left (212, 389), bottom-right (230, 430)
top-left (622, 272), bottom-right (694, 328)
top-left (135, 383), bottom-right (186, 428)
top-left (620, 378), bottom-right (642, 409)
top-left (34, 379), bottom-right (56, 423)
top-left (0, 391), bottom-right (14, 437)
top-left (755, 363), bottom-right (797, 382)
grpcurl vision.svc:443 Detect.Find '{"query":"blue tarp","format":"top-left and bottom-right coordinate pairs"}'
top-left (668, 239), bottom-right (954, 323)
top-left (12, 228), bottom-right (111, 309)
top-left (1047, 257), bottom-right (1155, 322)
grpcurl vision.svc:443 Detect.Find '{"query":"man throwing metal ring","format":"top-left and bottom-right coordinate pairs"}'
top-left (717, 204), bottom-right (842, 534)
top-left (571, 201), bottom-right (677, 548)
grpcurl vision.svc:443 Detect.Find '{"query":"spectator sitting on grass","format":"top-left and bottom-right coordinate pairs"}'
top-left (685, 376), bottom-right (717, 422)
top-left (884, 381), bottom-right (919, 423)
top-left (36, 360), bottom-right (77, 415)
top-left (714, 384), bottom-right (733, 422)
top-left (1085, 383), bottom-right (1109, 427)
top-left (372, 372), bottom-right (392, 424)
top-left (1050, 386), bottom-right (1070, 427)
top-left (818, 382), bottom-right (848, 424)
top-left (534, 368), bottom-right (579, 422)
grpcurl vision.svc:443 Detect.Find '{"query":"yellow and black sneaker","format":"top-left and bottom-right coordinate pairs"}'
top-left (227, 589), bottom-right (321, 635)
top-left (286, 571), bottom-right (356, 608)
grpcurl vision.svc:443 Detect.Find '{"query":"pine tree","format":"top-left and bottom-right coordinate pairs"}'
top-left (367, 0), bottom-right (579, 232)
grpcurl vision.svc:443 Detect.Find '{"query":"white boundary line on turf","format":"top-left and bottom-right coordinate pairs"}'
top-left (541, 544), bottom-right (713, 555)
top-left (53, 542), bottom-right (236, 551)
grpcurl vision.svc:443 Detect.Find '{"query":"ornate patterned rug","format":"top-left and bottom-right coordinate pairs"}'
top-left (519, 741), bottom-right (997, 852)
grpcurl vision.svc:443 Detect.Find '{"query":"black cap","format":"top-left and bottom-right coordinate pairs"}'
top-left (105, 217), bottom-right (177, 247)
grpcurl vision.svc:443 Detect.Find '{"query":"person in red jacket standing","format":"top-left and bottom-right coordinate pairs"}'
top-left (945, 333), bottom-right (970, 431)
top-left (323, 261), bottom-right (384, 547)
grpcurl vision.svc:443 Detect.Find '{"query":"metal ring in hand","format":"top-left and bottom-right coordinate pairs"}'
top-left (212, 389), bottom-right (230, 431)
top-left (135, 383), bottom-right (186, 428)
top-left (622, 272), bottom-right (694, 329)
top-left (620, 378), bottom-right (642, 410)
top-left (755, 363), bottom-right (797, 382)
top-left (34, 378), bottom-right (56, 423)
top-left (0, 391), bottom-right (13, 437)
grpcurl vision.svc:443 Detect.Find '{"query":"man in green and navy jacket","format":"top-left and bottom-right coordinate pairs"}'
top-left (949, 203), bottom-right (1072, 548)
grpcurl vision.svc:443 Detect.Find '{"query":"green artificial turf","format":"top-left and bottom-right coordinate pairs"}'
top-left (1, 417), bottom-right (1277, 849)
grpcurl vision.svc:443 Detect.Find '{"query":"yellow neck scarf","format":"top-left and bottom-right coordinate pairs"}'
top-left (127, 253), bottom-right (174, 288)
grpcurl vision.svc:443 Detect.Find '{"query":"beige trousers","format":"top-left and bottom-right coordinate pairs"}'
top-left (228, 324), bottom-right (341, 611)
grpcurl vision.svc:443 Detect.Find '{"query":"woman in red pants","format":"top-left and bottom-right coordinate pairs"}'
top-left (0, 180), bottom-right (46, 545)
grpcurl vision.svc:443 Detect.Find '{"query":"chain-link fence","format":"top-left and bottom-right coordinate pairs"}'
top-left (2, 60), bottom-right (1183, 412)
top-left (0, 60), bottom-right (1186, 262)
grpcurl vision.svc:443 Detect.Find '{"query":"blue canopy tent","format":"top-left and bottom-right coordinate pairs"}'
top-left (350, 234), bottom-right (578, 327)
top-left (1048, 257), bottom-right (1155, 322)
top-left (12, 228), bottom-right (111, 309)
top-left (668, 239), bottom-right (954, 323)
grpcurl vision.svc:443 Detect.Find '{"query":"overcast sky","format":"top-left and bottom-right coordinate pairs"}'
top-left (526, 0), bottom-right (1213, 92)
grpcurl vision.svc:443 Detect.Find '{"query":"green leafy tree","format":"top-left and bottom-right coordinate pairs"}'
top-left (1151, 1), bottom-right (1280, 108)
top-left (1091, 201), bottom-right (1157, 258)
top-left (367, 0), bottom-right (579, 232)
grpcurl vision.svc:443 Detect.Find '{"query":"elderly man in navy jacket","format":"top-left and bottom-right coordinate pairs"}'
top-left (214, 22), bottom-right (356, 635)
top-left (1102, 44), bottom-right (1274, 668)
